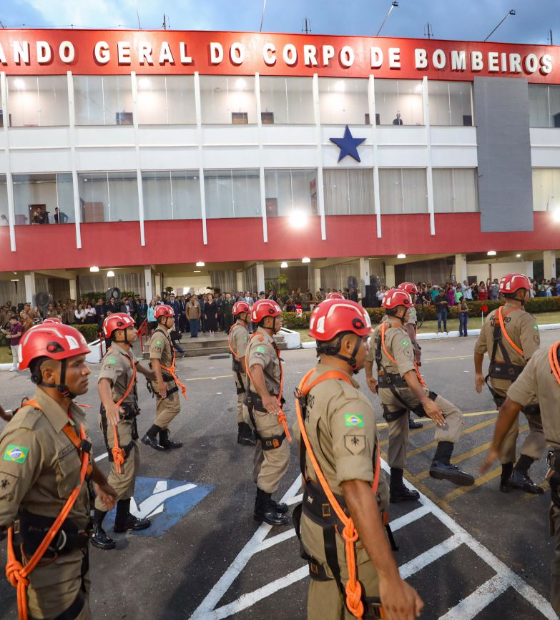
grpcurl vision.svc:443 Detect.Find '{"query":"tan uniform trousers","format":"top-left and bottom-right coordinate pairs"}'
top-left (155, 386), bottom-right (181, 430)
top-left (490, 381), bottom-right (545, 465)
top-left (549, 504), bottom-right (560, 616)
top-left (385, 394), bottom-right (463, 470)
top-left (27, 552), bottom-right (91, 620)
top-left (243, 404), bottom-right (289, 494)
top-left (94, 418), bottom-right (139, 511)
top-left (233, 373), bottom-right (246, 425)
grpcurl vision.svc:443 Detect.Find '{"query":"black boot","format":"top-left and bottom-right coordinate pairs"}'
top-left (253, 488), bottom-right (290, 526)
top-left (390, 468), bottom-right (420, 503)
top-left (159, 428), bottom-right (183, 450)
top-left (237, 422), bottom-right (257, 446)
top-left (430, 441), bottom-right (474, 487)
top-left (409, 417), bottom-right (423, 430)
top-left (113, 499), bottom-right (151, 533)
top-left (141, 424), bottom-right (166, 451)
top-left (270, 499), bottom-right (289, 513)
top-left (508, 456), bottom-right (544, 494)
top-left (90, 509), bottom-right (116, 550)
top-left (499, 462), bottom-right (514, 493)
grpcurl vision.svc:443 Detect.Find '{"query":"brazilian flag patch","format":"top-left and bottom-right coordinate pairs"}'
top-left (3, 445), bottom-right (29, 464)
top-left (344, 414), bottom-right (364, 428)
top-left (107, 357), bottom-right (118, 364)
top-left (401, 339), bottom-right (410, 347)
top-left (256, 345), bottom-right (267, 354)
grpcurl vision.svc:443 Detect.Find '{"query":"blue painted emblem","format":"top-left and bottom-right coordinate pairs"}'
top-left (329, 125), bottom-right (366, 162)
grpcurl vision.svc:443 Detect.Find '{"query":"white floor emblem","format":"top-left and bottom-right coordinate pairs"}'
top-left (130, 480), bottom-right (197, 519)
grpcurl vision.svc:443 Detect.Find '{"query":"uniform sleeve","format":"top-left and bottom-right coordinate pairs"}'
top-left (0, 428), bottom-right (42, 527)
top-left (474, 322), bottom-right (488, 355)
top-left (506, 356), bottom-right (538, 407)
top-left (407, 307), bottom-right (417, 325)
top-left (149, 334), bottom-right (165, 361)
top-left (390, 331), bottom-right (416, 376)
top-left (519, 313), bottom-right (540, 361)
top-left (366, 333), bottom-right (375, 363)
top-left (247, 341), bottom-right (270, 370)
top-left (329, 390), bottom-right (376, 486)
top-left (98, 355), bottom-right (123, 385)
top-left (235, 330), bottom-right (249, 358)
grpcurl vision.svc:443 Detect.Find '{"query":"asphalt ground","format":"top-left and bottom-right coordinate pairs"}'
top-left (1, 330), bottom-right (560, 620)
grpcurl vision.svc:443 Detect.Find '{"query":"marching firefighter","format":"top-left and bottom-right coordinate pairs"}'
top-left (91, 313), bottom-right (156, 550)
top-left (228, 301), bottom-right (255, 446)
top-left (0, 324), bottom-right (117, 620)
top-left (474, 273), bottom-right (545, 494)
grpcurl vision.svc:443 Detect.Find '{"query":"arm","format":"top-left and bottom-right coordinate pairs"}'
top-left (474, 352), bottom-right (485, 393)
top-left (249, 364), bottom-right (280, 414)
top-left (91, 461), bottom-right (117, 511)
top-left (136, 362), bottom-right (156, 382)
top-left (342, 480), bottom-right (423, 619)
top-left (98, 378), bottom-right (122, 427)
top-left (0, 404), bottom-right (11, 422)
top-left (480, 398), bottom-right (523, 473)
top-left (151, 358), bottom-right (167, 399)
top-left (403, 370), bottom-right (445, 425)
top-left (364, 358), bottom-right (377, 393)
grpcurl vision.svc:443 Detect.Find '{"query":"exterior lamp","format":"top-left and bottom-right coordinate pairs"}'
top-left (280, 262), bottom-right (288, 268)
top-left (487, 251), bottom-right (497, 256)
top-left (302, 257), bottom-right (311, 264)
top-left (196, 261), bottom-right (205, 267)
top-left (397, 254), bottom-right (406, 259)
top-left (107, 271), bottom-right (115, 278)
top-left (90, 266), bottom-right (100, 273)
top-left (552, 208), bottom-right (560, 223)
top-left (289, 210), bottom-right (308, 229)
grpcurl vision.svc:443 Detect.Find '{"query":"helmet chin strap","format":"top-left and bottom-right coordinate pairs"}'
top-left (334, 335), bottom-right (362, 374)
top-left (39, 359), bottom-right (76, 400)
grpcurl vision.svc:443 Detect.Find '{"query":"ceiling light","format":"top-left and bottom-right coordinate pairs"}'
top-left (487, 250), bottom-right (497, 256)
top-left (397, 253), bottom-right (406, 259)
top-left (302, 257), bottom-right (311, 264)
top-left (194, 270), bottom-right (201, 273)
top-left (280, 262), bottom-right (288, 268)
top-left (552, 208), bottom-right (560, 223)
top-left (196, 261), bottom-right (205, 267)
top-left (11, 279), bottom-right (19, 282)
top-left (107, 270), bottom-right (115, 277)
top-left (90, 266), bottom-right (100, 272)
top-left (516, 254), bottom-right (522, 258)
top-left (235, 78), bottom-right (247, 90)
top-left (138, 77), bottom-right (151, 88)
top-left (13, 78), bottom-right (25, 89)
top-left (334, 80), bottom-right (346, 93)
top-left (289, 210), bottom-right (308, 230)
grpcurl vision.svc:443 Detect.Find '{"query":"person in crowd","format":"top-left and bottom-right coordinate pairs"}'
top-left (20, 311), bottom-right (34, 333)
top-left (147, 300), bottom-right (158, 330)
top-left (458, 295), bottom-right (469, 337)
top-left (204, 293), bottom-right (218, 337)
top-left (478, 281), bottom-right (488, 301)
top-left (74, 303), bottom-right (86, 324)
top-left (84, 303), bottom-right (97, 325)
top-left (187, 296), bottom-right (201, 338)
top-left (222, 292), bottom-right (235, 334)
top-left (436, 289), bottom-right (449, 334)
top-left (53, 207), bottom-right (68, 224)
top-left (1, 315), bottom-right (23, 371)
top-left (32, 205), bottom-right (48, 224)
top-left (136, 297), bottom-right (148, 327)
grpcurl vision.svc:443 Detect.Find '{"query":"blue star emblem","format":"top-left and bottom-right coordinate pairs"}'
top-left (329, 125), bottom-right (366, 163)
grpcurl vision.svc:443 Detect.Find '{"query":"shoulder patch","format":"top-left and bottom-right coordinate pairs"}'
top-left (255, 345), bottom-right (267, 354)
top-left (533, 324), bottom-right (539, 331)
top-left (155, 340), bottom-right (163, 346)
top-left (344, 414), bottom-right (364, 428)
top-left (401, 339), bottom-right (410, 347)
top-left (3, 445), bottom-right (28, 464)
top-left (344, 435), bottom-right (366, 455)
top-left (106, 357), bottom-right (118, 364)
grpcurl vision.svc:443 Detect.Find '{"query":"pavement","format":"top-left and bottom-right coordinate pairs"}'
top-left (1, 331), bottom-right (560, 619)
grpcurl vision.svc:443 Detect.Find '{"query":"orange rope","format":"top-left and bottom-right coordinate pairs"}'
top-left (381, 322), bottom-right (426, 387)
top-left (5, 418), bottom-right (90, 620)
top-left (160, 341), bottom-right (187, 401)
top-left (549, 342), bottom-right (560, 387)
top-left (295, 369), bottom-right (382, 620)
top-left (497, 306), bottom-right (524, 358)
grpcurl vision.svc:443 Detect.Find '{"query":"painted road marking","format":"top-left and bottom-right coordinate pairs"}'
top-left (191, 462), bottom-right (555, 620)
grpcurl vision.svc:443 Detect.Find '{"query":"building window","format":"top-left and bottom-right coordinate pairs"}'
top-left (74, 76), bottom-right (133, 126)
top-left (199, 76), bottom-right (257, 125)
top-left (204, 170), bottom-right (260, 218)
top-left (259, 77), bottom-right (314, 124)
top-left (532, 168), bottom-right (560, 211)
top-left (428, 81), bottom-right (473, 126)
top-left (379, 169), bottom-right (428, 214)
top-left (375, 79), bottom-right (423, 126)
top-left (13, 173), bottom-right (74, 225)
top-left (137, 76), bottom-right (196, 125)
top-left (323, 169), bottom-right (374, 215)
top-left (529, 85), bottom-right (560, 128)
top-left (264, 169), bottom-right (318, 217)
top-left (433, 169), bottom-right (478, 212)
top-left (0, 175), bottom-right (9, 227)
top-left (318, 78), bottom-right (369, 125)
top-left (7, 76), bottom-right (69, 127)
top-left (142, 171), bottom-right (201, 220)
top-left (78, 172), bottom-right (138, 222)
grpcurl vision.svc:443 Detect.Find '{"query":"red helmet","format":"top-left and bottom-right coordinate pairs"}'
top-left (19, 324), bottom-right (90, 371)
top-left (233, 301), bottom-right (251, 316)
top-left (398, 282), bottom-right (418, 296)
top-left (43, 317), bottom-right (62, 325)
top-left (499, 274), bottom-right (531, 295)
top-left (154, 304), bottom-right (174, 319)
top-left (326, 292), bottom-right (344, 300)
top-left (251, 299), bottom-right (282, 323)
top-left (309, 299), bottom-right (371, 341)
top-left (382, 289), bottom-right (413, 310)
top-left (103, 312), bottom-right (135, 338)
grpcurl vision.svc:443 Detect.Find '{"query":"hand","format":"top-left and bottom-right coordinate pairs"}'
top-left (105, 402), bottom-right (124, 427)
top-left (366, 376), bottom-right (378, 393)
top-left (422, 399), bottom-right (445, 426)
top-left (480, 448), bottom-right (499, 474)
top-left (147, 371), bottom-right (157, 382)
top-left (379, 575), bottom-right (424, 620)
top-left (475, 373), bottom-right (485, 394)
top-left (94, 481), bottom-right (118, 511)
top-left (262, 394), bottom-right (281, 415)
top-left (158, 382), bottom-right (168, 399)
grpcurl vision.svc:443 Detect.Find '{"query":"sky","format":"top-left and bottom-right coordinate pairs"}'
top-left (2, 0), bottom-right (560, 45)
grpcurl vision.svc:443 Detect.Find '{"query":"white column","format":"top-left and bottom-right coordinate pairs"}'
top-left (69, 279), bottom-right (77, 301)
top-left (67, 71), bottom-right (82, 249)
top-left (358, 257), bottom-right (370, 300)
top-left (544, 250), bottom-right (557, 280)
top-left (312, 73), bottom-right (327, 241)
top-left (1, 72), bottom-right (16, 251)
top-left (525, 261), bottom-right (534, 279)
top-left (236, 270), bottom-right (244, 293)
top-left (385, 264), bottom-right (396, 288)
top-left (131, 72), bottom-right (146, 246)
top-left (368, 75), bottom-right (382, 238)
top-left (255, 73), bottom-right (268, 243)
top-left (256, 262), bottom-right (265, 293)
top-left (194, 72), bottom-right (208, 245)
top-left (314, 268), bottom-right (321, 293)
top-left (423, 76), bottom-right (436, 236)
top-left (455, 253), bottom-right (468, 284)
top-left (144, 266), bottom-right (154, 301)
top-left (24, 272), bottom-right (36, 304)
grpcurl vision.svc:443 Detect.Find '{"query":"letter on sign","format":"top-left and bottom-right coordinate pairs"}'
top-left (36, 41), bottom-right (52, 64)
top-left (263, 43), bottom-right (276, 66)
top-left (415, 48), bottom-right (428, 69)
top-left (210, 42), bottom-right (223, 65)
top-left (388, 48), bottom-right (401, 69)
top-left (95, 41), bottom-right (110, 65)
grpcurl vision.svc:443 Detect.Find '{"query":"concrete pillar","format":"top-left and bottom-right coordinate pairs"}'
top-left (385, 264), bottom-right (396, 288)
top-left (256, 261), bottom-right (265, 293)
top-left (544, 250), bottom-right (557, 280)
top-left (314, 268), bottom-right (321, 293)
top-left (358, 258), bottom-right (370, 299)
top-left (144, 266), bottom-right (154, 302)
top-left (24, 272), bottom-right (36, 304)
top-left (526, 261), bottom-right (534, 279)
top-left (454, 253), bottom-right (468, 285)
top-left (69, 279), bottom-right (77, 302)
top-left (236, 270), bottom-right (243, 293)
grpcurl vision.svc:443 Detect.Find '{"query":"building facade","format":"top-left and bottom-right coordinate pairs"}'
top-left (0, 30), bottom-right (559, 302)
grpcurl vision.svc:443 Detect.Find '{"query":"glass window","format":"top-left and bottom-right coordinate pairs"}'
top-left (429, 81), bottom-right (472, 126)
top-left (264, 169), bottom-right (318, 217)
top-left (137, 76), bottom-right (196, 125)
top-left (433, 169), bottom-right (478, 212)
top-left (532, 169), bottom-right (560, 211)
top-left (78, 172), bottom-right (138, 222)
top-left (200, 76), bottom-right (257, 125)
top-left (7, 76), bottom-right (69, 127)
top-left (74, 76), bottom-right (133, 126)
top-left (204, 170), bottom-right (260, 218)
top-left (259, 77), bottom-right (314, 124)
top-left (375, 80), bottom-right (423, 126)
top-left (529, 85), bottom-right (560, 128)
top-left (319, 78), bottom-right (369, 125)
top-left (13, 173), bottom-right (74, 225)
top-left (379, 169), bottom-right (428, 214)
top-left (0, 175), bottom-right (9, 227)
top-left (142, 171), bottom-right (201, 220)
top-left (323, 169), bottom-right (374, 214)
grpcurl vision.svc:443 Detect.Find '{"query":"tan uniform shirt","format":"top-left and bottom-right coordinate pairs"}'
top-left (230, 323), bottom-right (249, 370)
top-left (150, 327), bottom-right (174, 369)
top-left (186, 303), bottom-right (201, 320)
top-left (246, 328), bottom-right (281, 396)
top-left (507, 347), bottom-right (560, 450)
top-left (98, 345), bottom-right (138, 408)
top-left (0, 389), bottom-right (91, 529)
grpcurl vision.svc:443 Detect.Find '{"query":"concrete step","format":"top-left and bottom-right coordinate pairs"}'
top-left (183, 345), bottom-right (230, 358)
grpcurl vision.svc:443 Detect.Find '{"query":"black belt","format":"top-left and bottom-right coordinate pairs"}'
top-left (100, 407), bottom-right (138, 461)
top-left (488, 361), bottom-right (524, 381)
top-left (245, 390), bottom-right (286, 450)
top-left (378, 372), bottom-right (408, 389)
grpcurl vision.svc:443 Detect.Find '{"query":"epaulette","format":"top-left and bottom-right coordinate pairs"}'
top-left (11, 404), bottom-right (43, 430)
top-left (334, 379), bottom-right (360, 401)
